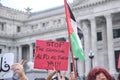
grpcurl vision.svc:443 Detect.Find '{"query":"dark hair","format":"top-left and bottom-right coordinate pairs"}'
top-left (87, 67), bottom-right (114, 80)
top-left (52, 76), bottom-right (69, 80)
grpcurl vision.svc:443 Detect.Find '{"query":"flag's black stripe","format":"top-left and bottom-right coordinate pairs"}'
top-left (67, 2), bottom-right (83, 39)
top-left (67, 3), bottom-right (76, 22)
top-left (77, 27), bottom-right (83, 39)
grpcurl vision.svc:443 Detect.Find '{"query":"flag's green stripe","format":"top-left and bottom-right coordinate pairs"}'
top-left (70, 32), bottom-right (85, 60)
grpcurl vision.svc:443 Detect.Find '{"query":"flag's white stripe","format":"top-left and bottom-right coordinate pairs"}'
top-left (71, 19), bottom-right (83, 51)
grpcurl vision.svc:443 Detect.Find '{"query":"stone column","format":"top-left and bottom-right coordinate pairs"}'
top-left (13, 46), bottom-right (18, 62)
top-left (89, 17), bottom-right (97, 67)
top-left (18, 45), bottom-right (22, 62)
top-left (29, 43), bottom-right (33, 61)
top-left (105, 14), bottom-right (116, 74)
top-left (27, 43), bottom-right (34, 71)
top-left (82, 20), bottom-right (91, 75)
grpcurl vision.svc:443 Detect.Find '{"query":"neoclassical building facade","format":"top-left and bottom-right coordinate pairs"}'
top-left (0, 0), bottom-right (120, 79)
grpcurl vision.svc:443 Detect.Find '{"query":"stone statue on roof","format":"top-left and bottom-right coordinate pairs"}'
top-left (25, 7), bottom-right (32, 13)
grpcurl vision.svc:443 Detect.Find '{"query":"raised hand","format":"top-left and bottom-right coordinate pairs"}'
top-left (57, 71), bottom-right (67, 80)
top-left (11, 60), bottom-right (28, 80)
top-left (69, 72), bottom-right (78, 80)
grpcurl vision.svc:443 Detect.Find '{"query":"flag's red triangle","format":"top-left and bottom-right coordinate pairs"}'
top-left (118, 54), bottom-right (120, 68)
top-left (64, 0), bottom-right (74, 37)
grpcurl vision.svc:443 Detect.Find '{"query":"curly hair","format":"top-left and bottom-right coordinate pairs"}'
top-left (87, 67), bottom-right (114, 80)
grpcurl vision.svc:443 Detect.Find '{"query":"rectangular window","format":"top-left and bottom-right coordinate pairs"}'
top-left (97, 32), bottom-right (102, 41)
top-left (17, 26), bottom-right (21, 32)
top-left (113, 29), bottom-right (120, 38)
top-left (42, 23), bottom-right (45, 27)
top-left (31, 25), bottom-right (34, 29)
top-left (33, 49), bottom-right (35, 57)
top-left (0, 49), bottom-right (2, 54)
top-left (1, 23), bottom-right (4, 31)
top-left (0, 23), bottom-right (5, 31)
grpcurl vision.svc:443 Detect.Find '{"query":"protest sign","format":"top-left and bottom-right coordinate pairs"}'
top-left (0, 53), bottom-right (14, 79)
top-left (34, 40), bottom-right (69, 70)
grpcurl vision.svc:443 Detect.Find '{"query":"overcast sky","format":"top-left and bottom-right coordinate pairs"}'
top-left (1, 0), bottom-right (73, 12)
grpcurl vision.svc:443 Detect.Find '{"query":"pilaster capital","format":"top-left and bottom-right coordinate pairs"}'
top-left (28, 43), bottom-right (33, 46)
top-left (81, 20), bottom-right (90, 31)
top-left (88, 16), bottom-right (96, 22)
top-left (16, 44), bottom-right (22, 48)
top-left (104, 13), bottom-right (112, 19)
top-left (81, 20), bottom-right (90, 26)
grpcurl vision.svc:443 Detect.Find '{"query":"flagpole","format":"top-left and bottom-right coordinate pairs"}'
top-left (64, 0), bottom-right (77, 78)
top-left (70, 43), bottom-right (77, 78)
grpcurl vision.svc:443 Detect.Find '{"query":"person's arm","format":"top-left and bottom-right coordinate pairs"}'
top-left (46, 70), bottom-right (56, 80)
top-left (19, 74), bottom-right (28, 80)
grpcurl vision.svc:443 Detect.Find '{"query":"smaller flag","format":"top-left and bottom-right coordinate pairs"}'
top-left (118, 54), bottom-right (120, 68)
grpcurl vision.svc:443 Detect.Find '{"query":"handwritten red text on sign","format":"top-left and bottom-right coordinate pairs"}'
top-left (34, 40), bottom-right (69, 70)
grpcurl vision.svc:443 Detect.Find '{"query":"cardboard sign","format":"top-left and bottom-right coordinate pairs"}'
top-left (34, 40), bottom-right (69, 70)
top-left (0, 53), bottom-right (14, 79)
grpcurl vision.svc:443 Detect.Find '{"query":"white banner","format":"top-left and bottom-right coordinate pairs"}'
top-left (0, 53), bottom-right (14, 79)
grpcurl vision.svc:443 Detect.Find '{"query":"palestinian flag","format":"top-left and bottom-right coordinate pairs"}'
top-left (64, 0), bottom-right (85, 60)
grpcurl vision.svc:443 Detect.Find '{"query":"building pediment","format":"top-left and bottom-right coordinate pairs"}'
top-left (73, 0), bottom-right (112, 9)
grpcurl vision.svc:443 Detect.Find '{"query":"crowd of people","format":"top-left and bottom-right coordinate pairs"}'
top-left (1, 60), bottom-right (120, 80)
top-left (46, 67), bottom-right (119, 80)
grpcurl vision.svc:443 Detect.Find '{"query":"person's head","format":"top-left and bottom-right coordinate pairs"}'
top-left (87, 67), bottom-right (114, 80)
